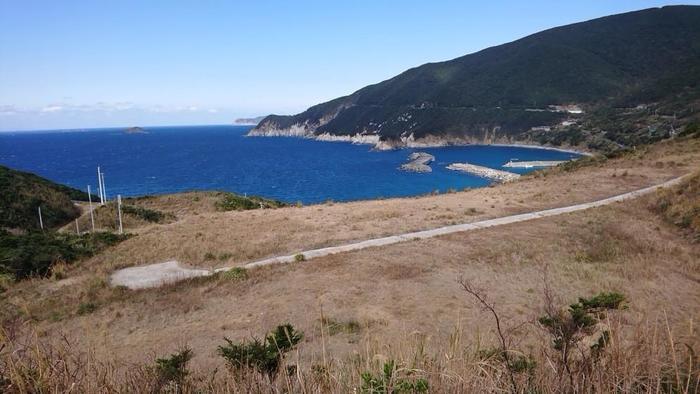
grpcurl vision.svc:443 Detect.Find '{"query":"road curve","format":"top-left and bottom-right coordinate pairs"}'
top-left (111, 175), bottom-right (687, 289)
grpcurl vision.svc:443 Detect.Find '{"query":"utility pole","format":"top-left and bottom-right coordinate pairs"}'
top-left (38, 206), bottom-right (44, 230)
top-left (101, 172), bottom-right (107, 202)
top-left (88, 185), bottom-right (95, 232)
top-left (117, 194), bottom-right (123, 234)
top-left (97, 166), bottom-right (104, 205)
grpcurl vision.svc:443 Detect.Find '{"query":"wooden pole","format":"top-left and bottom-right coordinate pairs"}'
top-left (38, 206), bottom-right (44, 230)
top-left (88, 185), bottom-right (95, 232)
top-left (117, 194), bottom-right (123, 234)
top-left (75, 219), bottom-right (80, 234)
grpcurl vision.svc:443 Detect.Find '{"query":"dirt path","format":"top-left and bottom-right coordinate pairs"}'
top-left (109, 174), bottom-right (687, 289)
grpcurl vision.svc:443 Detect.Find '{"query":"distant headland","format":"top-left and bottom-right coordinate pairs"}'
top-left (234, 116), bottom-right (266, 126)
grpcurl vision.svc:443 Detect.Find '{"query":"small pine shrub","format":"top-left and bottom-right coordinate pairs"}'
top-left (538, 292), bottom-right (626, 382)
top-left (294, 253), bottom-right (305, 262)
top-left (218, 323), bottom-right (303, 377)
top-left (154, 347), bottom-right (193, 387)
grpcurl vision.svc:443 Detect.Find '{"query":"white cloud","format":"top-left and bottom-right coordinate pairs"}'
top-left (0, 105), bottom-right (20, 115)
top-left (41, 105), bottom-right (63, 113)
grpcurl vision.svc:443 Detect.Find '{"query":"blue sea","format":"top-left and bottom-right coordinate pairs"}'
top-left (0, 125), bottom-right (579, 204)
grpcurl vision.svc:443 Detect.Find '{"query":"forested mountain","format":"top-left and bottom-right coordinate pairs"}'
top-left (251, 6), bottom-right (700, 151)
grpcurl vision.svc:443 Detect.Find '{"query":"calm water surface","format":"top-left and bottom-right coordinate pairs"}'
top-left (0, 125), bottom-right (580, 203)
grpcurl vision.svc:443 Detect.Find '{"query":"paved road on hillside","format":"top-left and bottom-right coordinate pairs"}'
top-left (111, 175), bottom-right (686, 289)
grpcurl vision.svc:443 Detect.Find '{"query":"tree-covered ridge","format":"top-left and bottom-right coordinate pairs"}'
top-left (0, 165), bottom-right (95, 231)
top-left (253, 6), bottom-right (700, 150)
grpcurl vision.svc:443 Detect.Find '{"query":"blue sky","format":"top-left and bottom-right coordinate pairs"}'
top-left (0, 1), bottom-right (697, 131)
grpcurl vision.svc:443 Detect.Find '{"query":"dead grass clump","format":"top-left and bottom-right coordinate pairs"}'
top-left (320, 317), bottom-right (362, 336)
top-left (379, 263), bottom-right (430, 281)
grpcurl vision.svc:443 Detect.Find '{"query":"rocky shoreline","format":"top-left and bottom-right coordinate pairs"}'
top-left (246, 127), bottom-right (591, 156)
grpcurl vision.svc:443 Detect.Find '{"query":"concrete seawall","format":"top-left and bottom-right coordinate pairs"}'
top-left (447, 162), bottom-right (520, 182)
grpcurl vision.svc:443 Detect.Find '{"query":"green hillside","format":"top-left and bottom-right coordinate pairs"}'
top-left (0, 165), bottom-right (95, 231)
top-left (252, 6), bottom-right (700, 151)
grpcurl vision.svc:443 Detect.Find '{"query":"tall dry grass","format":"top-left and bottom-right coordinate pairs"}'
top-left (1, 309), bottom-right (696, 393)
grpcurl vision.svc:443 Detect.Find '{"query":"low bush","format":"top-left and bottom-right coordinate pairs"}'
top-left (220, 267), bottom-right (248, 281)
top-left (121, 205), bottom-right (167, 223)
top-left (216, 193), bottom-right (286, 211)
top-left (360, 360), bottom-right (429, 393)
top-left (538, 292), bottom-right (627, 386)
top-left (218, 323), bottom-right (303, 377)
top-left (154, 347), bottom-right (193, 389)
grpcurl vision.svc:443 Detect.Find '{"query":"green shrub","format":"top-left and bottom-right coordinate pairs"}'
top-left (679, 120), bottom-right (699, 137)
top-left (360, 360), bottom-right (428, 393)
top-left (218, 323), bottom-right (303, 377)
top-left (216, 193), bottom-right (286, 211)
top-left (221, 267), bottom-right (248, 281)
top-left (154, 347), bottom-right (193, 387)
top-left (538, 292), bottom-right (626, 382)
top-left (294, 253), bottom-right (305, 262)
top-left (121, 204), bottom-right (167, 223)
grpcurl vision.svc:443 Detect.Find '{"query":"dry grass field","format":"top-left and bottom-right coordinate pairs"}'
top-left (2, 138), bottom-right (700, 392)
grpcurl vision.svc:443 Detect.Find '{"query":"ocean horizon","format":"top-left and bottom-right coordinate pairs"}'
top-left (0, 125), bottom-right (580, 204)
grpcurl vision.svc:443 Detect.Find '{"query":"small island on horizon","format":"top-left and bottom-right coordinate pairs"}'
top-left (125, 126), bottom-right (146, 134)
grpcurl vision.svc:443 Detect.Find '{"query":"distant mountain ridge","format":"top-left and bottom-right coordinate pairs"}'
top-left (234, 116), bottom-right (266, 126)
top-left (250, 6), bottom-right (700, 151)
